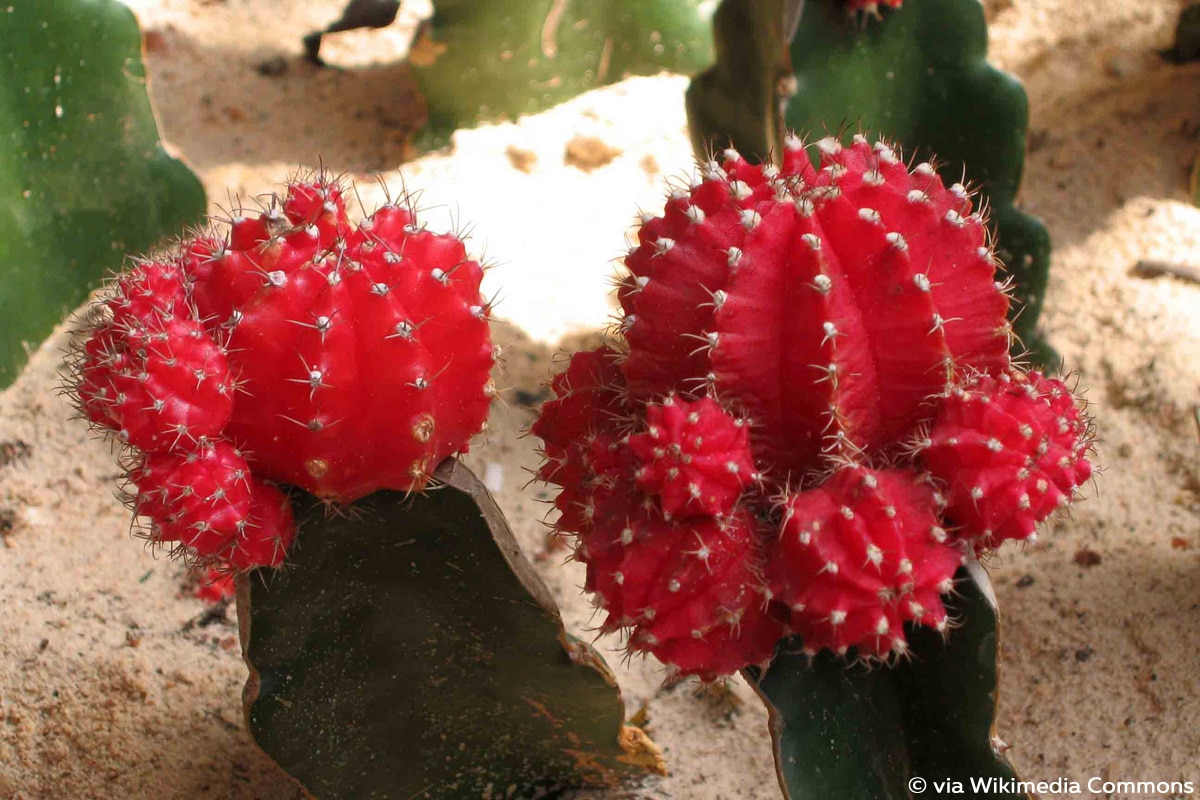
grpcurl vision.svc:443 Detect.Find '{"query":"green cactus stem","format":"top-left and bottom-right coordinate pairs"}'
top-left (745, 562), bottom-right (1027, 800)
top-left (238, 459), bottom-right (662, 799)
top-left (685, 0), bottom-right (797, 170)
top-left (0, 0), bottom-right (205, 386)
top-left (687, 0), bottom-right (1055, 365)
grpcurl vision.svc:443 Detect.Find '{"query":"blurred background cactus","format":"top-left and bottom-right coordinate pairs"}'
top-left (306, 0), bottom-right (716, 151)
top-left (688, 0), bottom-right (1055, 365)
top-left (0, 0), bottom-right (205, 386)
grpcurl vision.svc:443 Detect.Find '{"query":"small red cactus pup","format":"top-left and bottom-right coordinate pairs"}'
top-left (533, 135), bottom-right (1095, 679)
top-left (69, 173), bottom-right (495, 572)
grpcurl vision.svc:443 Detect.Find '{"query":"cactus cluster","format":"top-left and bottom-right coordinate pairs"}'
top-left (69, 175), bottom-right (495, 569)
top-left (534, 136), bottom-right (1093, 678)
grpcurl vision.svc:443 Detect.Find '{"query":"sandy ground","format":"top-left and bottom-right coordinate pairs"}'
top-left (2, 0), bottom-right (1199, 798)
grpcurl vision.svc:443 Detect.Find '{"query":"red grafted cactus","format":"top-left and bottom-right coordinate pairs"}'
top-left (621, 135), bottom-right (1009, 475)
top-left (531, 346), bottom-right (631, 535)
top-left (71, 174), bottom-right (495, 570)
top-left (918, 370), bottom-right (1094, 550)
top-left (536, 135), bottom-right (1093, 678)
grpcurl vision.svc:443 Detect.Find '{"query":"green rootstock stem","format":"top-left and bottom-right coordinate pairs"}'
top-left (237, 459), bottom-right (659, 800)
top-left (745, 562), bottom-right (1028, 800)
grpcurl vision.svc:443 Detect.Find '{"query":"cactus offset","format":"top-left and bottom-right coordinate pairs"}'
top-left (768, 466), bottom-right (963, 659)
top-left (70, 174), bottom-right (495, 569)
top-left (536, 136), bottom-right (1093, 677)
top-left (918, 370), bottom-right (1094, 550)
top-left (627, 396), bottom-right (758, 518)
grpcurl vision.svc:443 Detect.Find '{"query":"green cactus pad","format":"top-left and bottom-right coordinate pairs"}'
top-left (745, 562), bottom-right (1027, 800)
top-left (0, 0), bottom-right (205, 386)
top-left (238, 460), bottom-right (660, 799)
top-left (409, 0), bottom-right (715, 150)
top-left (687, 0), bottom-right (1052, 362)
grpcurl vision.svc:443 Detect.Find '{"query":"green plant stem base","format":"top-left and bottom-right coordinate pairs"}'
top-left (238, 460), bottom-right (660, 800)
top-left (745, 561), bottom-right (1028, 800)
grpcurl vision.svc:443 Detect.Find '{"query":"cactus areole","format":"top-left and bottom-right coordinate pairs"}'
top-left (69, 174), bottom-right (495, 570)
top-left (533, 135), bottom-right (1094, 679)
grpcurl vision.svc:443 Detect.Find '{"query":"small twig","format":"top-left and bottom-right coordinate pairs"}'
top-left (1130, 260), bottom-right (1200, 285)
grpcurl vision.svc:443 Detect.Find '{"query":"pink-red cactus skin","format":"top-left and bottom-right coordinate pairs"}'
top-left (72, 174), bottom-right (494, 569)
top-left (768, 466), bottom-right (964, 659)
top-left (536, 135), bottom-right (1094, 678)
top-left (581, 489), bottom-right (784, 680)
top-left (619, 135), bottom-right (1010, 476)
top-left (919, 370), bottom-right (1094, 550)
top-left (530, 346), bottom-right (630, 535)
top-left (534, 352), bottom-right (783, 677)
top-left (194, 568), bottom-right (236, 603)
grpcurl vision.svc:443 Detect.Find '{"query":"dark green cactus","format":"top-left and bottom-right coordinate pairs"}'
top-left (238, 459), bottom-right (661, 799)
top-left (687, 0), bottom-right (1055, 365)
top-left (0, 0), bottom-right (205, 386)
top-left (746, 563), bottom-right (1027, 800)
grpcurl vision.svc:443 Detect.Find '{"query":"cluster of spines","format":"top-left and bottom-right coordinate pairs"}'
top-left (69, 172), bottom-right (496, 570)
top-left (537, 135), bottom-right (1093, 678)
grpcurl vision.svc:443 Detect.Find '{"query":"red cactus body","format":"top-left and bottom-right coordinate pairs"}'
top-left (768, 466), bottom-right (963, 659)
top-left (530, 347), bottom-right (630, 535)
top-left (620, 136), bottom-right (1009, 475)
top-left (919, 370), bottom-right (1093, 549)
top-left (584, 492), bottom-right (783, 679)
top-left (536, 136), bottom-right (1093, 678)
top-left (194, 567), bottom-right (236, 603)
top-left (72, 175), bottom-right (494, 569)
